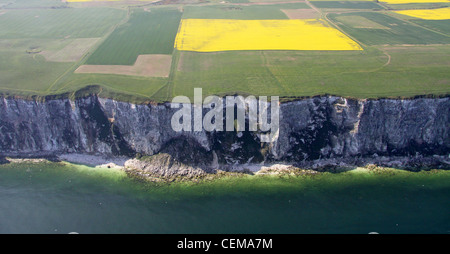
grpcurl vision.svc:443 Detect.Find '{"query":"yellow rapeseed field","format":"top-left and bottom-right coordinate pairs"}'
top-left (174, 19), bottom-right (362, 52)
top-left (381, 0), bottom-right (449, 4)
top-left (394, 7), bottom-right (450, 20)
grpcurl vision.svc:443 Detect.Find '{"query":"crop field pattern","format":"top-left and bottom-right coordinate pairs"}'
top-left (328, 12), bottom-right (450, 45)
top-left (174, 19), bottom-right (363, 52)
top-left (85, 9), bottom-right (182, 65)
top-left (0, 0), bottom-right (448, 102)
top-left (0, 6), bottom-right (126, 94)
top-left (394, 7), bottom-right (450, 20)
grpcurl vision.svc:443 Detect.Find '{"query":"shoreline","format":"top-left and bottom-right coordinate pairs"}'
top-left (57, 153), bottom-right (129, 169)
top-left (1, 153), bottom-right (129, 170)
top-left (1, 153), bottom-right (448, 180)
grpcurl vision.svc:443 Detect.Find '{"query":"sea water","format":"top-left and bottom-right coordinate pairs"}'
top-left (0, 162), bottom-right (448, 234)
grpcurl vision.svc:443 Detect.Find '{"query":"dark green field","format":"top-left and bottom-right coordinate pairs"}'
top-left (411, 20), bottom-right (450, 35)
top-left (0, 1), bottom-right (448, 102)
top-left (85, 8), bottom-right (182, 65)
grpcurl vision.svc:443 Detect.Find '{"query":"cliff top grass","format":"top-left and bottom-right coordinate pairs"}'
top-left (0, 1), bottom-right (448, 103)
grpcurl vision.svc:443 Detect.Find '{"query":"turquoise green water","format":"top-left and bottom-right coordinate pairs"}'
top-left (0, 162), bottom-right (449, 234)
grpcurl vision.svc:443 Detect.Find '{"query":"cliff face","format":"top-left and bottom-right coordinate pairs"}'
top-left (0, 95), bottom-right (448, 168)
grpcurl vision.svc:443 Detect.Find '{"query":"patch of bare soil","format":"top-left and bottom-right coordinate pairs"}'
top-left (75, 54), bottom-right (172, 77)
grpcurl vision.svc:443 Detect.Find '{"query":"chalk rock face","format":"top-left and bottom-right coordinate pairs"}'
top-left (0, 95), bottom-right (448, 169)
top-left (272, 97), bottom-right (449, 161)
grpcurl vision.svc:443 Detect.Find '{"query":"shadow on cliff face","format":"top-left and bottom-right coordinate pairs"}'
top-left (157, 136), bottom-right (214, 168)
top-left (0, 92), bottom-right (448, 175)
top-left (276, 98), bottom-right (353, 162)
top-left (76, 95), bottom-right (135, 157)
top-left (212, 130), bottom-right (265, 165)
top-left (0, 156), bottom-right (9, 165)
top-left (125, 136), bottom-right (218, 182)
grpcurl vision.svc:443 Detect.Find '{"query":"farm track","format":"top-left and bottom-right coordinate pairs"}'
top-left (384, 11), bottom-right (450, 37)
top-left (304, 0), bottom-right (369, 49)
top-left (308, 2), bottom-right (392, 73)
top-left (150, 50), bottom-right (181, 101)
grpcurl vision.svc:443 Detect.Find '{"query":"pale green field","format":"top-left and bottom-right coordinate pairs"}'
top-left (171, 46), bottom-right (450, 100)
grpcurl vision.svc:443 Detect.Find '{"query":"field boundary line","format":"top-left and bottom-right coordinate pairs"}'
top-left (49, 7), bottom-right (132, 94)
top-left (323, 13), bottom-right (368, 49)
top-left (148, 8), bottom-right (184, 102)
top-left (306, 0), bottom-right (368, 49)
top-left (167, 50), bottom-right (182, 99)
top-left (383, 11), bottom-right (450, 38)
top-left (260, 51), bottom-right (289, 94)
top-left (305, 0), bottom-right (321, 14)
